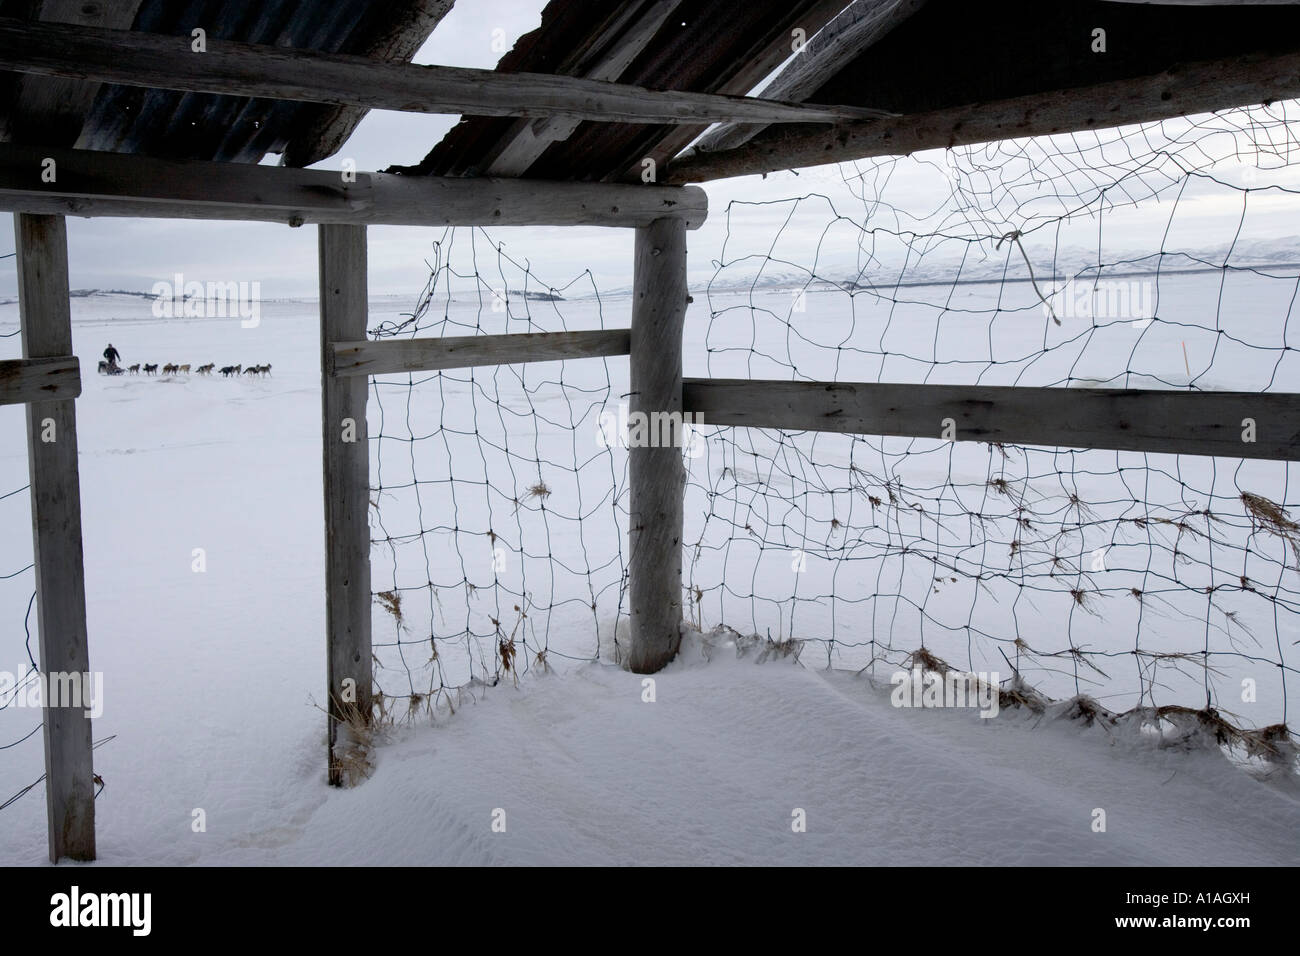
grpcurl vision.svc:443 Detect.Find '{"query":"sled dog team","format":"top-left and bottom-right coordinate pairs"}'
top-left (125, 362), bottom-right (272, 377)
top-left (100, 344), bottom-right (270, 378)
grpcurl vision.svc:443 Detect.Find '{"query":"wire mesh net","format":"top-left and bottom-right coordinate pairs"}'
top-left (366, 232), bottom-right (626, 719)
top-left (687, 102), bottom-right (1300, 745)
top-left (369, 104), bottom-right (1297, 755)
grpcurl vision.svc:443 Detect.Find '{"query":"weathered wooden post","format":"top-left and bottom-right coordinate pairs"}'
top-left (319, 223), bottom-right (373, 785)
top-left (15, 212), bottom-right (95, 861)
top-left (626, 216), bottom-right (688, 673)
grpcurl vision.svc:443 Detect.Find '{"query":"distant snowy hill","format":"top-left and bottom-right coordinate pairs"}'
top-left (702, 238), bottom-right (1300, 295)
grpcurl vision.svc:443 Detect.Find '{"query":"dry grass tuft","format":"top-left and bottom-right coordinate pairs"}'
top-left (1057, 695), bottom-right (1118, 727)
top-left (1070, 588), bottom-right (1103, 617)
top-left (1240, 723), bottom-right (1298, 765)
top-left (375, 590), bottom-right (403, 628)
top-left (987, 477), bottom-right (1013, 498)
top-left (756, 635), bottom-right (804, 663)
top-left (1154, 704), bottom-right (1242, 748)
top-left (915, 648), bottom-right (1296, 771)
top-left (327, 698), bottom-right (377, 787)
top-left (999, 676), bottom-right (1050, 715)
top-left (906, 647), bottom-right (951, 675)
top-left (1241, 491), bottom-right (1300, 563)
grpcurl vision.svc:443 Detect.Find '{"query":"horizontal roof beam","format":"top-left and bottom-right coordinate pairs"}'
top-left (667, 47), bottom-right (1300, 182)
top-left (0, 17), bottom-right (894, 128)
top-left (0, 144), bottom-right (707, 228)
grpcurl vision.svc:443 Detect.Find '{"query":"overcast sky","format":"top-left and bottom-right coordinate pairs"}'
top-left (1, 1), bottom-right (1294, 301)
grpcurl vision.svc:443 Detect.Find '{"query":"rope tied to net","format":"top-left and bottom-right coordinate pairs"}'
top-left (995, 229), bottom-right (1059, 326)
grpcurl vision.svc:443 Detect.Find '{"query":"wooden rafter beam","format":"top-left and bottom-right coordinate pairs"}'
top-left (0, 144), bottom-right (708, 229)
top-left (0, 17), bottom-right (894, 128)
top-left (690, 0), bottom-right (925, 156)
top-left (681, 379), bottom-right (1300, 461)
top-left (609, 0), bottom-right (860, 182)
top-left (667, 47), bottom-right (1300, 182)
top-left (483, 0), bottom-right (685, 178)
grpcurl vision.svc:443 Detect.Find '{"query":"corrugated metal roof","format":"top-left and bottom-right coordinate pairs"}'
top-left (408, 0), bottom-right (1300, 184)
top-left (5, 0), bottom-right (1294, 185)
top-left (400, 0), bottom-right (854, 183)
top-left (0, 0), bottom-right (451, 165)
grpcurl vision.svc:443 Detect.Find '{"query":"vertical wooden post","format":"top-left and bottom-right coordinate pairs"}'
top-left (627, 217), bottom-right (688, 673)
top-left (15, 213), bottom-right (95, 862)
top-left (318, 223), bottom-right (372, 784)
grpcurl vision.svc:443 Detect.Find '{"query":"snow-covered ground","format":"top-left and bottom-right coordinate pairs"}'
top-left (0, 289), bottom-right (1297, 866)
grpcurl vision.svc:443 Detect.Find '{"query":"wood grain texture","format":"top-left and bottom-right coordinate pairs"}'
top-left (0, 144), bottom-right (707, 229)
top-left (0, 17), bottom-right (890, 127)
top-left (0, 355), bottom-right (79, 405)
top-left (332, 330), bottom-right (631, 377)
top-left (627, 218), bottom-right (689, 673)
top-left (319, 224), bottom-right (373, 786)
top-left (681, 379), bottom-right (1300, 460)
top-left (15, 212), bottom-right (95, 862)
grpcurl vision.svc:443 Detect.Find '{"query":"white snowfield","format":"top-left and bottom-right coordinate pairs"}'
top-left (0, 294), bottom-right (1296, 866)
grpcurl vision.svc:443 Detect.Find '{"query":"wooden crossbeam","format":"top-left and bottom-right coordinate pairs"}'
top-left (681, 379), bottom-right (1300, 461)
top-left (331, 330), bottom-right (631, 377)
top-left (0, 144), bottom-right (707, 229)
top-left (0, 17), bottom-right (891, 128)
top-left (0, 355), bottom-right (80, 405)
top-left (667, 48), bottom-right (1300, 182)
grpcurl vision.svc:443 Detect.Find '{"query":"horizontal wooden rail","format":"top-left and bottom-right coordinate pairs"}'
top-left (0, 145), bottom-right (707, 229)
top-left (0, 18), bottom-right (888, 128)
top-left (666, 47), bottom-right (1300, 183)
top-left (682, 379), bottom-right (1300, 461)
top-left (0, 355), bottom-right (80, 404)
top-left (332, 329), bottom-right (632, 377)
